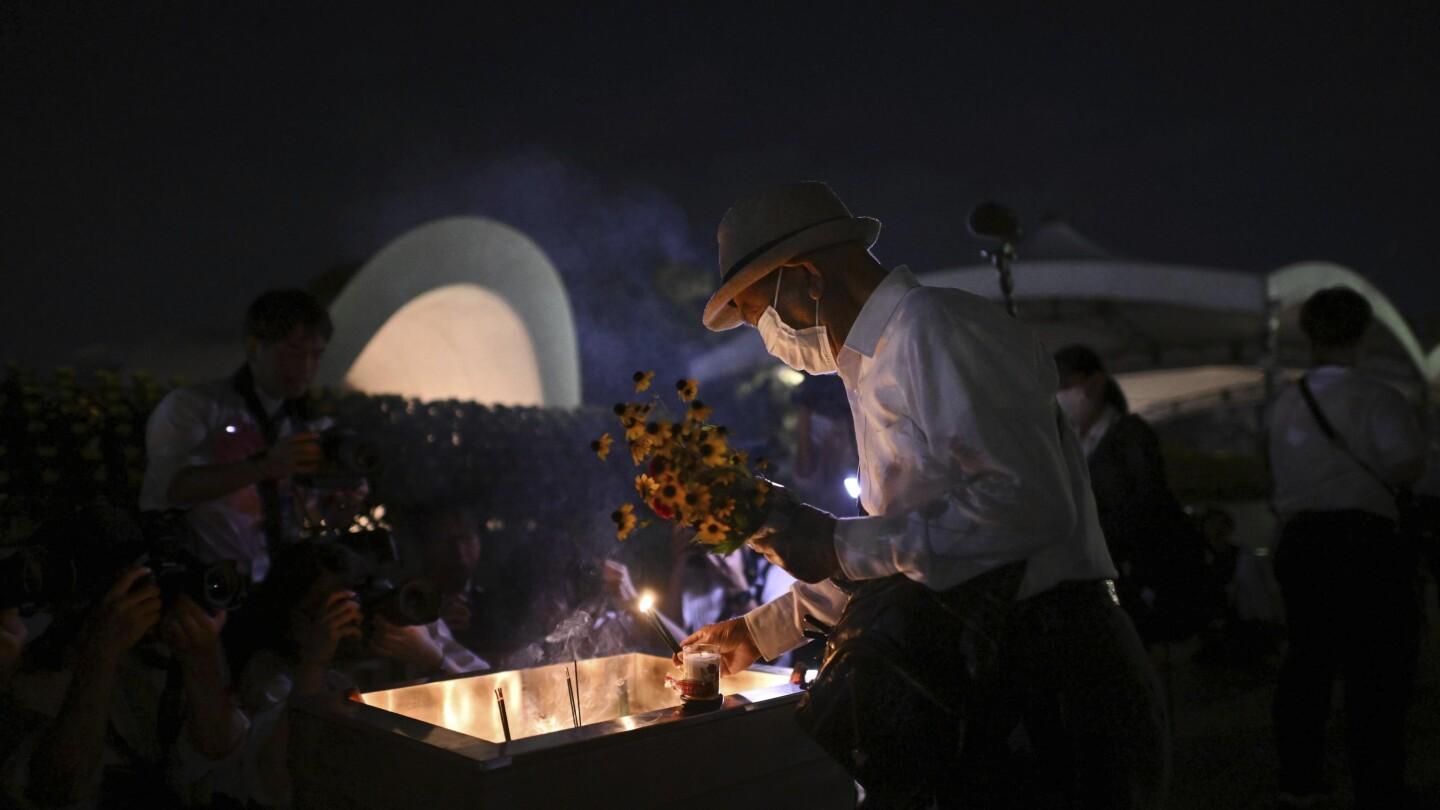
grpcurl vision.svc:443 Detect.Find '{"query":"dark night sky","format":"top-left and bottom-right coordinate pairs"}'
top-left (3, 2), bottom-right (1438, 373)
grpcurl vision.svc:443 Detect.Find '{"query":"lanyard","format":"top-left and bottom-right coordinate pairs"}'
top-left (231, 365), bottom-right (303, 552)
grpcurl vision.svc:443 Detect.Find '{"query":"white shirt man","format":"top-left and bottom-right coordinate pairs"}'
top-left (691, 182), bottom-right (1164, 807)
top-left (141, 376), bottom-right (324, 583)
top-left (1268, 365), bottom-right (1424, 521)
top-left (742, 266), bottom-right (1116, 660)
top-left (141, 290), bottom-right (334, 584)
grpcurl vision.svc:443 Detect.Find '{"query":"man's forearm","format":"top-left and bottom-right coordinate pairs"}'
top-left (182, 651), bottom-right (247, 758)
top-left (167, 460), bottom-right (267, 505)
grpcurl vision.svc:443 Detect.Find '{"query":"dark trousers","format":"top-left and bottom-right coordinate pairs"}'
top-left (947, 580), bottom-right (1171, 810)
top-left (1273, 510), bottom-right (1421, 808)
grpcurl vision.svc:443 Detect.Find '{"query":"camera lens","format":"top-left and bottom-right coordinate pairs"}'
top-left (200, 561), bottom-right (246, 611)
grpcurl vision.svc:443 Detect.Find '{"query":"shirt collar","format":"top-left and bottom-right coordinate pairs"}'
top-left (1080, 405), bottom-right (1122, 458)
top-left (254, 387), bottom-right (286, 419)
top-left (842, 265), bottom-right (920, 358)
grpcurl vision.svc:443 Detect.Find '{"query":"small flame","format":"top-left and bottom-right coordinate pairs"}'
top-left (638, 593), bottom-right (654, 613)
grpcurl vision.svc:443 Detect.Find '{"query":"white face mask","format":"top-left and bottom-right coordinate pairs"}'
top-left (1055, 386), bottom-right (1092, 430)
top-left (756, 268), bottom-right (838, 375)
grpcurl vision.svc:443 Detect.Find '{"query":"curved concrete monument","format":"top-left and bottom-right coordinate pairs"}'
top-left (318, 217), bottom-right (580, 408)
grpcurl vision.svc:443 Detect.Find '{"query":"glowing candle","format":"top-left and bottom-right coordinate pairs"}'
top-left (637, 593), bottom-right (681, 655)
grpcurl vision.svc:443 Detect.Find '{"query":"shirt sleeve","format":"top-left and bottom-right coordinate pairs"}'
top-left (430, 620), bottom-right (490, 675)
top-left (742, 579), bottom-right (850, 662)
top-left (1365, 384), bottom-right (1426, 479)
top-left (140, 387), bottom-right (218, 510)
top-left (833, 303), bottom-right (1079, 590)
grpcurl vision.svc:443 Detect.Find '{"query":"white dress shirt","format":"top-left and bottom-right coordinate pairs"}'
top-left (744, 267), bottom-right (1117, 660)
top-left (1268, 365), bottom-right (1424, 521)
top-left (141, 377), bottom-right (326, 583)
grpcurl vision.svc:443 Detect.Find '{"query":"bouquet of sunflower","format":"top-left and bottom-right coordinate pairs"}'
top-left (592, 372), bottom-right (770, 555)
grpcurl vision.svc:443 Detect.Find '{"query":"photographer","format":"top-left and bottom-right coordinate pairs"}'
top-left (1, 566), bottom-right (247, 808)
top-left (141, 289), bottom-right (334, 583)
top-left (232, 540), bottom-right (481, 807)
top-left (392, 506), bottom-right (492, 672)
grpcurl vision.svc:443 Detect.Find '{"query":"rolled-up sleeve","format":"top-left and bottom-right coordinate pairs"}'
top-left (743, 579), bottom-right (850, 661)
top-left (430, 620), bottom-right (490, 675)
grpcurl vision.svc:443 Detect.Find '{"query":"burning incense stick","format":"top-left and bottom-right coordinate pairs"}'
top-left (572, 657), bottom-right (583, 727)
top-left (565, 671), bottom-right (580, 728)
top-left (494, 687), bottom-right (511, 742)
top-left (637, 593), bottom-right (681, 655)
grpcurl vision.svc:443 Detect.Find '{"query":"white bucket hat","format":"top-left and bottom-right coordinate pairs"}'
top-left (702, 182), bottom-right (880, 331)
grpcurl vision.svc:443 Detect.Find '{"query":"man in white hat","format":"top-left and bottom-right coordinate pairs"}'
top-left (682, 182), bottom-right (1168, 807)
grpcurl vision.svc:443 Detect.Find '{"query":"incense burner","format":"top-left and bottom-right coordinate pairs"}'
top-left (289, 653), bottom-right (854, 808)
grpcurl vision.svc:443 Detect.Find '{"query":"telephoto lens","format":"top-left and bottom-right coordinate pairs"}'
top-left (361, 577), bottom-right (442, 627)
top-left (148, 553), bottom-right (249, 614)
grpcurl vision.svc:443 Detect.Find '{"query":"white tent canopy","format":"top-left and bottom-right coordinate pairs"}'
top-left (921, 258), bottom-right (1428, 384)
top-left (688, 222), bottom-right (1433, 418)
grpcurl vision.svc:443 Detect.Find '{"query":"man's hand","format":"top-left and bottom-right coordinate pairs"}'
top-left (0, 607), bottom-right (27, 677)
top-left (162, 595), bottom-right (227, 669)
top-left (258, 432), bottom-right (322, 480)
top-left (676, 618), bottom-right (762, 676)
top-left (84, 567), bottom-right (163, 661)
top-left (292, 590), bottom-right (361, 666)
top-left (367, 618), bottom-right (444, 672)
top-left (440, 593), bottom-right (472, 633)
top-left (747, 501), bottom-right (841, 584)
top-left (602, 560), bottom-right (639, 604)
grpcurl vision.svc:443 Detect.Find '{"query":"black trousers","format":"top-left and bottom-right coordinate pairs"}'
top-left (946, 580), bottom-right (1171, 810)
top-left (1273, 510), bottom-right (1421, 808)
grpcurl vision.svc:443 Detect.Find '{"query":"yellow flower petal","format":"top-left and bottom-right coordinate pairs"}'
top-left (675, 378), bottom-right (699, 402)
top-left (591, 433), bottom-right (613, 460)
top-left (697, 519), bottom-right (731, 545)
top-left (686, 400), bottom-right (712, 423)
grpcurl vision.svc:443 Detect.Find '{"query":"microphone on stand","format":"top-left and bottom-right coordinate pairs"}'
top-left (967, 201), bottom-right (1022, 317)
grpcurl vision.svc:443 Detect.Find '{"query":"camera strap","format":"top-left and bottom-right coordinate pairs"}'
top-left (232, 365), bottom-right (301, 555)
top-left (1297, 374), bottom-right (1398, 499)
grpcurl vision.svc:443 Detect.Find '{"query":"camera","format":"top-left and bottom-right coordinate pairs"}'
top-left (143, 549), bottom-right (248, 614)
top-left (131, 511), bottom-right (249, 613)
top-left (357, 576), bottom-right (442, 627)
top-left (296, 428), bottom-right (382, 489)
top-left (0, 507), bottom-right (248, 615)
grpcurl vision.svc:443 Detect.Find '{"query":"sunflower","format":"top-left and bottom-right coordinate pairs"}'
top-left (634, 473), bottom-right (660, 499)
top-left (642, 420), bottom-right (675, 446)
top-left (679, 487), bottom-right (713, 523)
top-left (686, 399), bottom-right (712, 423)
top-left (633, 370), bottom-right (655, 392)
top-left (656, 480), bottom-right (686, 510)
top-left (591, 433), bottom-right (613, 460)
top-left (623, 417), bottom-right (647, 442)
top-left (675, 378), bottom-right (699, 402)
top-left (697, 435), bottom-right (730, 468)
top-left (629, 438), bottom-right (653, 465)
top-left (697, 519), bottom-right (731, 545)
top-left (611, 503), bottom-right (638, 540)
